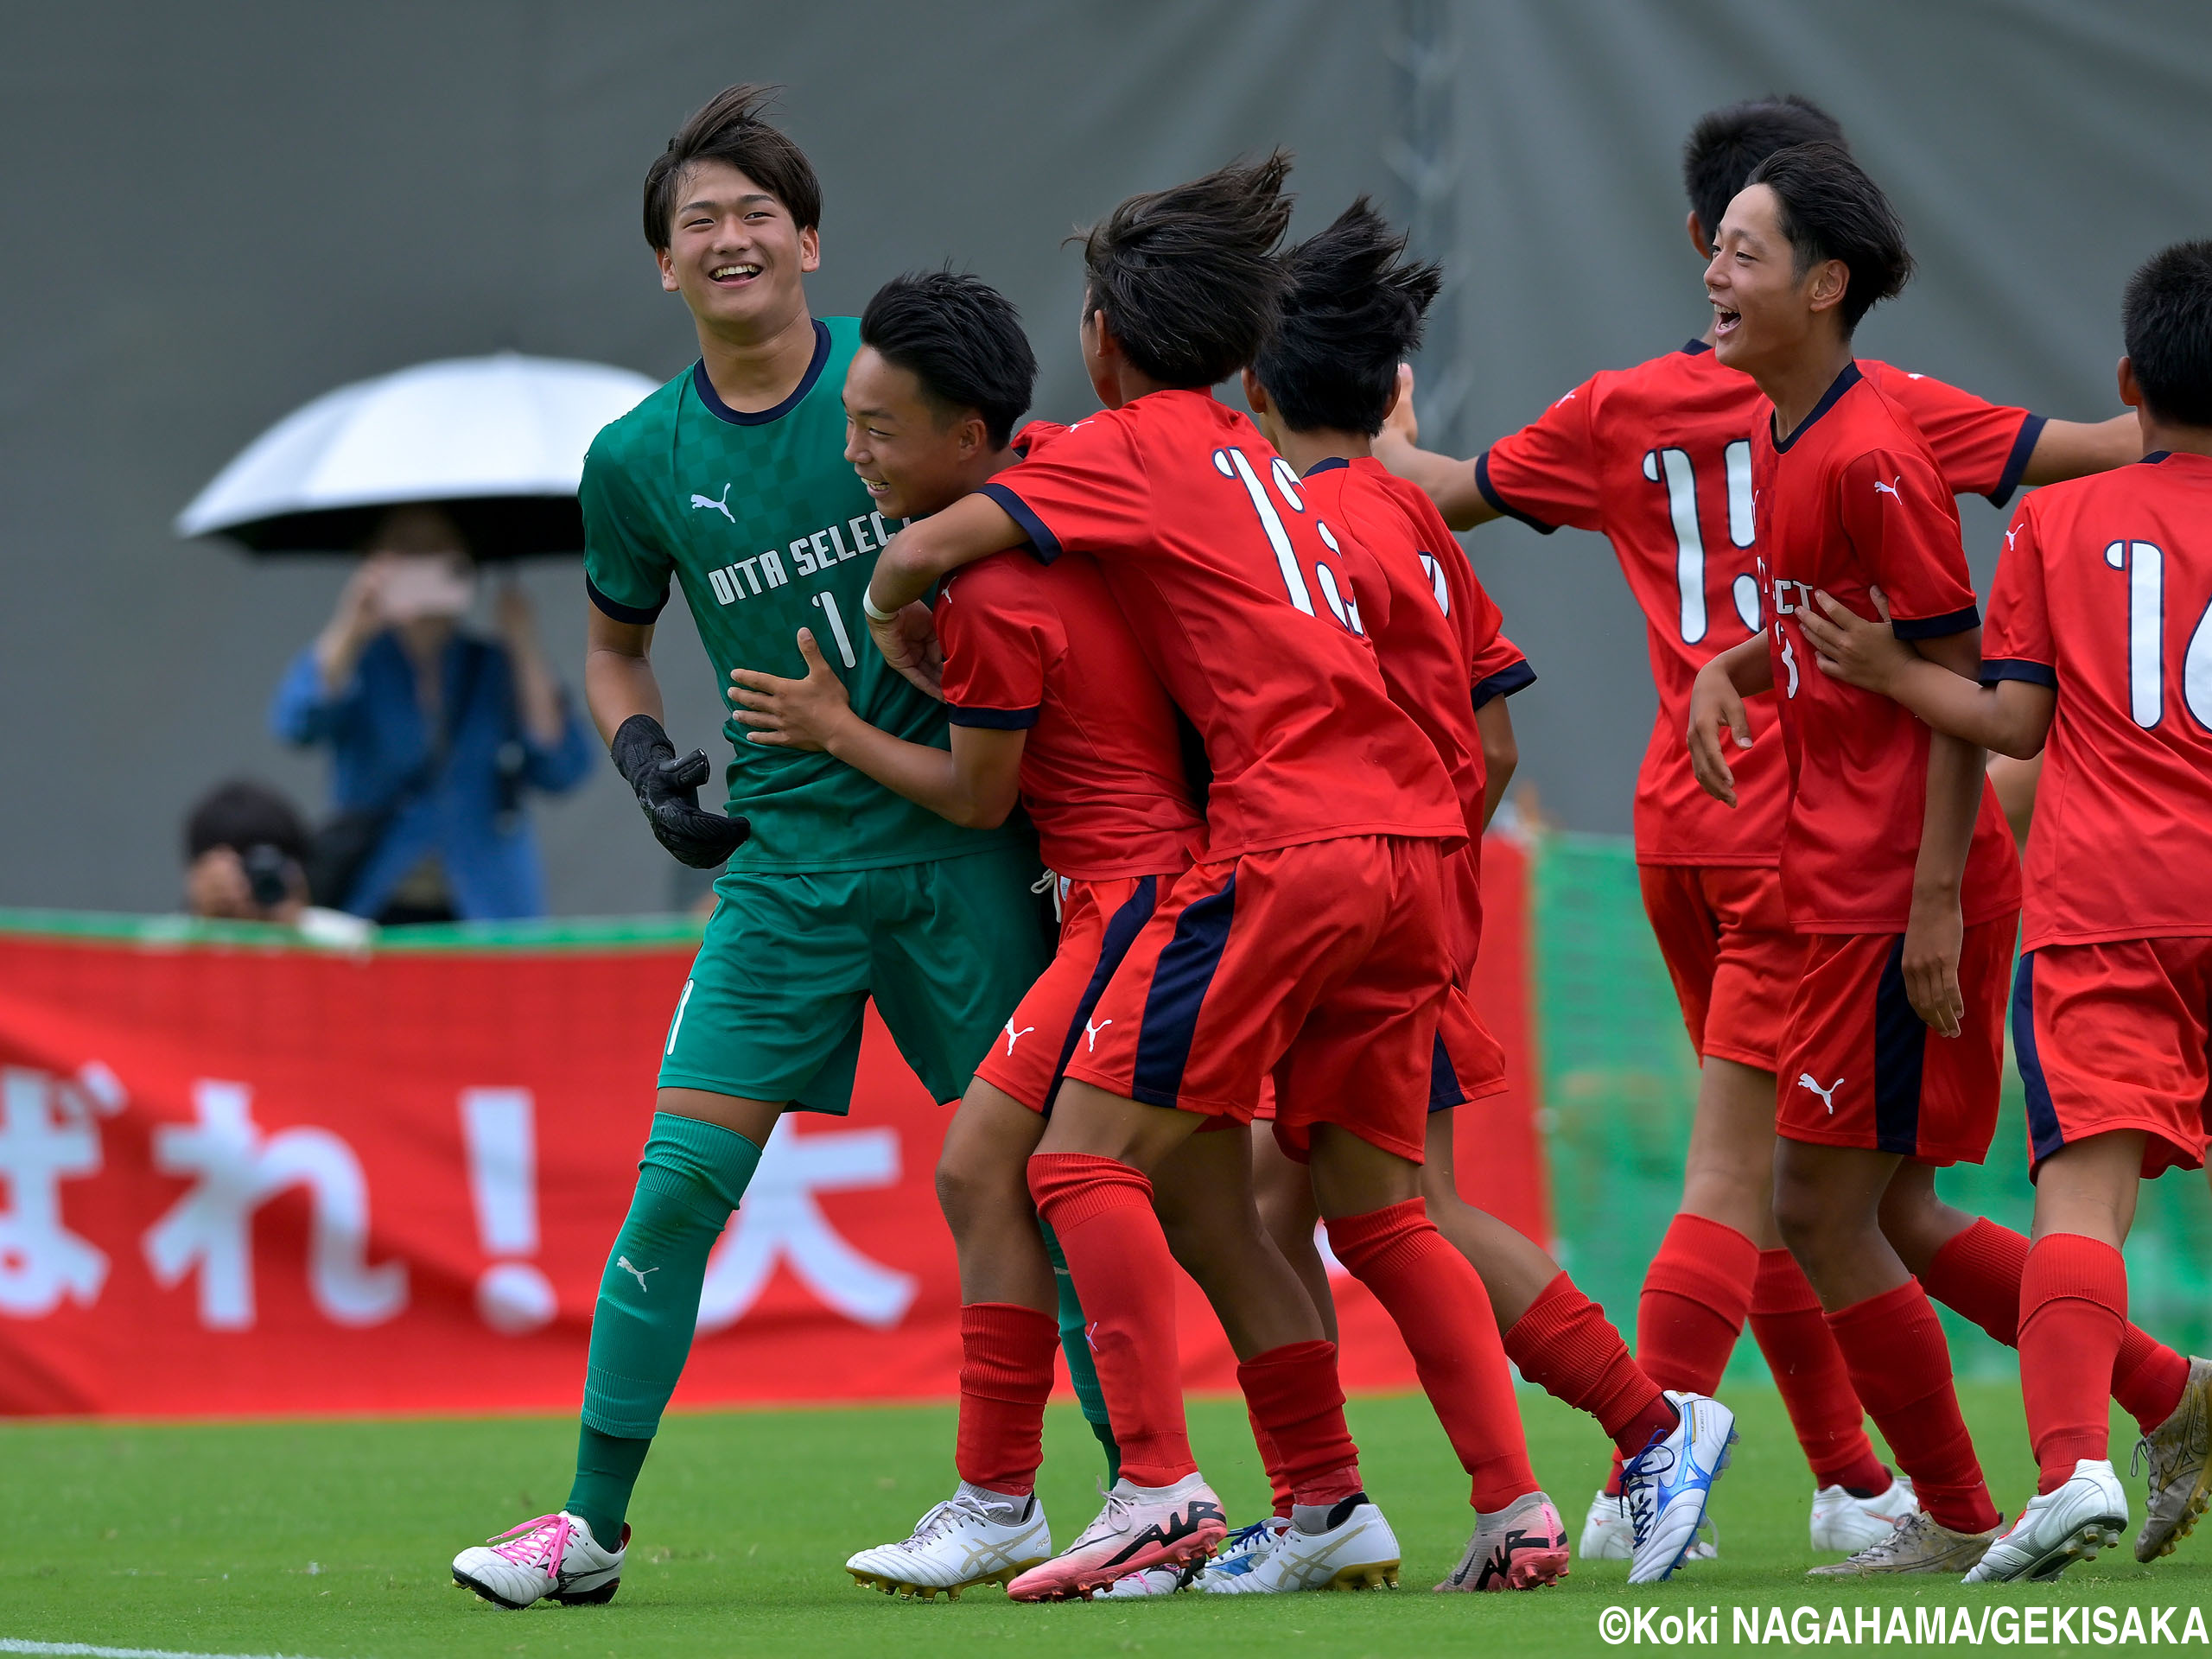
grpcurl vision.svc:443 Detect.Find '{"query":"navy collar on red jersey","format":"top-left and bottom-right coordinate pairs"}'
top-left (1300, 456), bottom-right (1352, 477)
top-left (2142, 450), bottom-right (2173, 464)
top-left (691, 319), bottom-right (832, 427)
top-left (1681, 339), bottom-right (1712, 356)
top-left (1771, 361), bottom-right (1864, 454)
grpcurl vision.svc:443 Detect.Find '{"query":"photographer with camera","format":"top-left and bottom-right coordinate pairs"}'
top-left (181, 779), bottom-right (373, 946)
top-left (270, 505), bottom-right (593, 923)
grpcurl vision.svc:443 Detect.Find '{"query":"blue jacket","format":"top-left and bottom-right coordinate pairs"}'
top-left (270, 632), bottom-right (594, 919)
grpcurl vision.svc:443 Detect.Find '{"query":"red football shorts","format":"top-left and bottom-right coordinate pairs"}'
top-left (1638, 862), bottom-right (1805, 1071)
top-left (1774, 913), bottom-right (2018, 1166)
top-left (971, 873), bottom-right (1173, 1113)
top-left (1061, 836), bottom-right (1452, 1162)
top-left (2014, 938), bottom-right (2212, 1179)
top-left (1249, 981), bottom-right (1503, 1129)
top-left (1433, 982), bottom-right (1509, 1109)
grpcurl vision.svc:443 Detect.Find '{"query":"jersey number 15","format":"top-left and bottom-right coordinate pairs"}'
top-left (1214, 448), bottom-right (1363, 636)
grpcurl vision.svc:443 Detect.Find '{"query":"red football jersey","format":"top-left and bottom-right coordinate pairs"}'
top-left (979, 390), bottom-right (1464, 860)
top-left (1300, 457), bottom-right (1531, 976)
top-left (1983, 450), bottom-right (2212, 950)
top-left (1754, 365), bottom-right (2020, 932)
top-left (938, 547), bottom-right (1204, 881)
top-left (1479, 340), bottom-right (2040, 868)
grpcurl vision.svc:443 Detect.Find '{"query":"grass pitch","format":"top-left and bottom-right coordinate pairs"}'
top-left (3, 1386), bottom-right (2208, 1659)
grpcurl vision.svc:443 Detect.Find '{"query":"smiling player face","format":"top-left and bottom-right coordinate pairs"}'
top-left (1705, 183), bottom-right (1828, 379)
top-left (842, 345), bottom-right (985, 522)
top-left (657, 159), bottom-right (819, 337)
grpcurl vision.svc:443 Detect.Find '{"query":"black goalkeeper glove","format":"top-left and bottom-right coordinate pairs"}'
top-left (609, 715), bottom-right (751, 869)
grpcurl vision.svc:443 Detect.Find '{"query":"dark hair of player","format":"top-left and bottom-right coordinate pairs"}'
top-left (1681, 95), bottom-right (1846, 247)
top-left (860, 270), bottom-right (1038, 450)
top-left (1077, 151), bottom-right (1294, 389)
top-left (186, 779), bottom-right (309, 865)
top-left (2123, 241), bottom-right (2212, 429)
top-left (1745, 141), bottom-right (1911, 335)
top-left (1252, 197), bottom-right (1441, 436)
top-left (643, 83), bottom-right (823, 250)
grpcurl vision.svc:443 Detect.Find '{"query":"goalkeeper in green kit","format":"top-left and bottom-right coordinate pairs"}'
top-left (451, 85), bottom-right (1111, 1609)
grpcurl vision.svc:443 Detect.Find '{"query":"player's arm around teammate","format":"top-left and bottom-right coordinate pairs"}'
top-left (1800, 250), bottom-right (2212, 1576)
top-left (454, 90), bottom-right (1062, 1615)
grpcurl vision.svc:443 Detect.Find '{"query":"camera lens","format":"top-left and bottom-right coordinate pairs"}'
top-left (242, 843), bottom-right (291, 909)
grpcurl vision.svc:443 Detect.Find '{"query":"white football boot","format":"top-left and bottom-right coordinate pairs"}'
top-left (1579, 1489), bottom-right (1633, 1560)
top-left (1204, 1497), bottom-right (1399, 1592)
top-left (452, 1511), bottom-right (624, 1609)
top-left (1190, 1516), bottom-right (1289, 1592)
top-left (1810, 1472), bottom-right (1918, 1553)
top-left (845, 1486), bottom-right (1051, 1599)
top-left (1965, 1460), bottom-right (2128, 1583)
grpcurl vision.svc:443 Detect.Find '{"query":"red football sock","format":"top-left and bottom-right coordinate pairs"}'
top-left (2020, 1234), bottom-right (2127, 1494)
top-left (2115, 1328), bottom-right (2191, 1435)
top-left (1920, 1216), bottom-right (2027, 1344)
top-left (1748, 1249), bottom-right (1888, 1491)
top-left (1027, 1152), bottom-right (1194, 1488)
top-left (954, 1301), bottom-right (1058, 1496)
top-left (1923, 1217), bottom-right (2187, 1432)
top-left (1238, 1340), bottom-right (1363, 1506)
top-left (1638, 1213), bottom-right (1759, 1395)
top-left (1246, 1405), bottom-right (1294, 1518)
top-left (1826, 1280), bottom-right (1999, 1535)
top-left (1326, 1199), bottom-right (1535, 1512)
top-left (1506, 1271), bottom-right (1677, 1457)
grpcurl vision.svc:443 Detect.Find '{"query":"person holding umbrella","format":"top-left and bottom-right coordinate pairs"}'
top-left (268, 503), bottom-right (592, 922)
top-left (179, 331), bottom-right (658, 923)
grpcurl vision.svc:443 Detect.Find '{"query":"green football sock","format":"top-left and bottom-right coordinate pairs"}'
top-left (1041, 1217), bottom-right (1121, 1484)
top-left (568, 1111), bottom-right (764, 1545)
top-left (566, 1425), bottom-right (650, 1553)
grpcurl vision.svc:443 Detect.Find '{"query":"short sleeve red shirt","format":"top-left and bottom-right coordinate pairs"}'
top-left (937, 545), bottom-right (1204, 881)
top-left (1982, 450), bottom-right (2212, 949)
top-left (977, 390), bottom-right (1463, 859)
top-left (1753, 365), bottom-right (2020, 932)
top-left (1478, 342), bottom-right (2036, 869)
top-left (1300, 458), bottom-right (1532, 977)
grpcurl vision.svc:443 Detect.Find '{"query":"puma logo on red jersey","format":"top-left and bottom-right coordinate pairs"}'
top-left (1872, 476), bottom-right (1904, 501)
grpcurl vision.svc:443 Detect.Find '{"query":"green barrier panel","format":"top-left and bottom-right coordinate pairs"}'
top-left (1529, 832), bottom-right (2212, 1383)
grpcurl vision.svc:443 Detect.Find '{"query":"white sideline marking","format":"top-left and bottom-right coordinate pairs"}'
top-left (1, 1641), bottom-right (318, 1659)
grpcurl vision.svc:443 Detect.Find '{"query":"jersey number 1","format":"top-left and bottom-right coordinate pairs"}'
top-left (1644, 442), bottom-right (1759, 643)
top-left (1214, 448), bottom-right (1363, 635)
top-left (2105, 539), bottom-right (2212, 729)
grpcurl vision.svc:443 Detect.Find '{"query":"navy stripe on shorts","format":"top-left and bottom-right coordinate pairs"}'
top-left (1872, 936), bottom-right (1926, 1154)
top-left (2011, 950), bottom-right (2067, 1166)
top-left (1428, 1029), bottom-right (1462, 1113)
top-left (1130, 874), bottom-right (1238, 1108)
top-left (1042, 875), bottom-right (1159, 1116)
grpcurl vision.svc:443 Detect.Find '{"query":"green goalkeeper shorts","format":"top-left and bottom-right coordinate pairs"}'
top-left (658, 842), bottom-right (1053, 1111)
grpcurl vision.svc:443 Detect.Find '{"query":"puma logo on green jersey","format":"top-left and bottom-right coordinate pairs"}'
top-left (690, 483), bottom-right (734, 522)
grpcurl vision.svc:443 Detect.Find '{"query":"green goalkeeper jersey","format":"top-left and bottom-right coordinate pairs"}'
top-left (582, 315), bottom-right (1022, 871)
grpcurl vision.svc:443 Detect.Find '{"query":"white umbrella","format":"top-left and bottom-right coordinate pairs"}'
top-left (175, 352), bottom-right (659, 560)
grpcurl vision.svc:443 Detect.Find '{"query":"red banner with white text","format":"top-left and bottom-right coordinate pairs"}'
top-left (0, 841), bottom-right (1545, 1419)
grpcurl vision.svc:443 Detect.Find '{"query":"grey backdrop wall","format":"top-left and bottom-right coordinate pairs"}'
top-left (3, 2), bottom-right (2206, 914)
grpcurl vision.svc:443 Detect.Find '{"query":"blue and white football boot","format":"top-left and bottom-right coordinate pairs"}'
top-left (1620, 1390), bottom-right (1737, 1584)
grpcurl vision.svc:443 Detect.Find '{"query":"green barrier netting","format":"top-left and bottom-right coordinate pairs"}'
top-left (1531, 831), bottom-right (2212, 1382)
